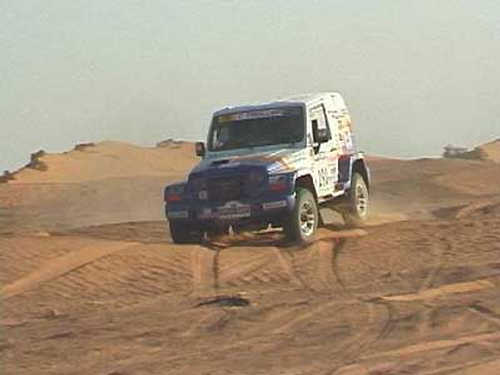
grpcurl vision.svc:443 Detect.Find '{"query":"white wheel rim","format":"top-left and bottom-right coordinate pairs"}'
top-left (355, 183), bottom-right (368, 217)
top-left (299, 200), bottom-right (315, 237)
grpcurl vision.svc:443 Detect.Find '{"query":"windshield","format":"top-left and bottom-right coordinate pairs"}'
top-left (208, 106), bottom-right (304, 151)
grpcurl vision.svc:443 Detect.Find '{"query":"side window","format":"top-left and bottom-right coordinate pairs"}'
top-left (311, 119), bottom-right (319, 142)
top-left (327, 110), bottom-right (342, 142)
top-left (309, 105), bottom-right (331, 143)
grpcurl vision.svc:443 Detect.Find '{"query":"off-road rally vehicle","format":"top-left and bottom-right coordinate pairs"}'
top-left (164, 93), bottom-right (370, 244)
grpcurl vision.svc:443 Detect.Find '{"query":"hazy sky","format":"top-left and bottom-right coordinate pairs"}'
top-left (1, 1), bottom-right (499, 171)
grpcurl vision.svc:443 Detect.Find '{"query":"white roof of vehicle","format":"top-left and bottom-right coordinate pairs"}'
top-left (213, 92), bottom-right (341, 116)
top-left (281, 92), bottom-right (340, 104)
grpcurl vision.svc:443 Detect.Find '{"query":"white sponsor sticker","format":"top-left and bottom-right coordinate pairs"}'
top-left (218, 109), bottom-right (288, 123)
top-left (262, 200), bottom-right (287, 210)
top-left (168, 210), bottom-right (189, 219)
top-left (198, 208), bottom-right (212, 219)
top-left (217, 201), bottom-right (251, 219)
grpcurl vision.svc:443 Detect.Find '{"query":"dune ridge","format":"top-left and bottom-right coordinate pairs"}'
top-left (8, 140), bottom-right (197, 184)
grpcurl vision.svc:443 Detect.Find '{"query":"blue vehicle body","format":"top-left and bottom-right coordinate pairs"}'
top-left (164, 92), bottom-right (370, 242)
top-left (164, 151), bottom-right (299, 231)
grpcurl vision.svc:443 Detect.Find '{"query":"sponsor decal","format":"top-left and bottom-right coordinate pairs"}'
top-left (219, 162), bottom-right (240, 168)
top-left (331, 165), bottom-right (338, 178)
top-left (168, 210), bottom-right (189, 219)
top-left (217, 108), bottom-right (299, 123)
top-left (198, 207), bottom-right (212, 219)
top-left (262, 200), bottom-right (287, 210)
top-left (317, 167), bottom-right (329, 188)
top-left (216, 201), bottom-right (251, 219)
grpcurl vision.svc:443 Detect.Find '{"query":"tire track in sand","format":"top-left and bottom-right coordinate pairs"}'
top-left (185, 229), bottom-right (370, 341)
top-left (190, 244), bottom-right (280, 295)
top-left (190, 246), bottom-right (217, 293)
top-left (273, 249), bottom-right (305, 287)
top-left (360, 331), bottom-right (500, 361)
top-left (418, 241), bottom-right (446, 293)
top-left (218, 253), bottom-right (274, 285)
top-left (329, 227), bottom-right (496, 369)
top-left (246, 231), bottom-right (374, 345)
top-left (330, 237), bottom-right (393, 361)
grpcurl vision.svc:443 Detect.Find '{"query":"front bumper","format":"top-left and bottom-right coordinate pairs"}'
top-left (165, 193), bottom-right (295, 228)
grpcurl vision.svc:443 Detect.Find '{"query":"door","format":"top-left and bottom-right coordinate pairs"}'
top-left (326, 99), bottom-right (353, 185)
top-left (309, 104), bottom-right (338, 197)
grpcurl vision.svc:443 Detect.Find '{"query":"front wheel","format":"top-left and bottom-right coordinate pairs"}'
top-left (284, 187), bottom-right (318, 244)
top-left (343, 172), bottom-right (369, 227)
top-left (169, 221), bottom-right (202, 244)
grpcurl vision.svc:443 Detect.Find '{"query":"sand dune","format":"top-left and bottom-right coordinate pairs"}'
top-left (478, 138), bottom-right (500, 163)
top-left (10, 140), bottom-right (197, 184)
top-left (0, 141), bottom-right (198, 232)
top-left (1, 138), bottom-right (499, 374)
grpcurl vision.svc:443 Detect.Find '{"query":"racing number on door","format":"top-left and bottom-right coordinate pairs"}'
top-left (318, 167), bottom-right (329, 188)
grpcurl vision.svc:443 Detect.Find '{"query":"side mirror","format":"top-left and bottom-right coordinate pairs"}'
top-left (313, 127), bottom-right (329, 144)
top-left (195, 142), bottom-right (206, 157)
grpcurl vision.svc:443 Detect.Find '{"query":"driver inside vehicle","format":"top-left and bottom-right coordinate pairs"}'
top-left (214, 127), bottom-right (230, 149)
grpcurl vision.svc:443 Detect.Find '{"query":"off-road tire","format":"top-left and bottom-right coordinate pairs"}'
top-left (343, 172), bottom-right (369, 227)
top-left (284, 187), bottom-right (318, 244)
top-left (169, 221), bottom-right (202, 244)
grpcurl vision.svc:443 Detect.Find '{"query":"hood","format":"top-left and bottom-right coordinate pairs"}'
top-left (190, 148), bottom-right (307, 178)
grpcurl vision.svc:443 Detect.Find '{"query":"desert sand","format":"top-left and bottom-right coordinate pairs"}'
top-left (1, 140), bottom-right (500, 374)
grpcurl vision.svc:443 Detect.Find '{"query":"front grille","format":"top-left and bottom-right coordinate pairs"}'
top-left (207, 176), bottom-right (243, 201)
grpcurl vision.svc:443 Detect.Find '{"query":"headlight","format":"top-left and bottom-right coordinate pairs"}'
top-left (189, 176), bottom-right (208, 200)
top-left (268, 174), bottom-right (290, 191)
top-left (164, 184), bottom-right (185, 202)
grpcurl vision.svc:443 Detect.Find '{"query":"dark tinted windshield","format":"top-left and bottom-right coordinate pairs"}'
top-left (208, 106), bottom-right (304, 151)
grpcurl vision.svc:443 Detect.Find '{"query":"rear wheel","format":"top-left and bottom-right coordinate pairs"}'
top-left (284, 187), bottom-right (318, 244)
top-left (169, 221), bottom-right (202, 244)
top-left (343, 172), bottom-right (369, 227)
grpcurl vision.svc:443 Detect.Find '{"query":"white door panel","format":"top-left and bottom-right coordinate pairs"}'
top-left (309, 104), bottom-right (338, 197)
